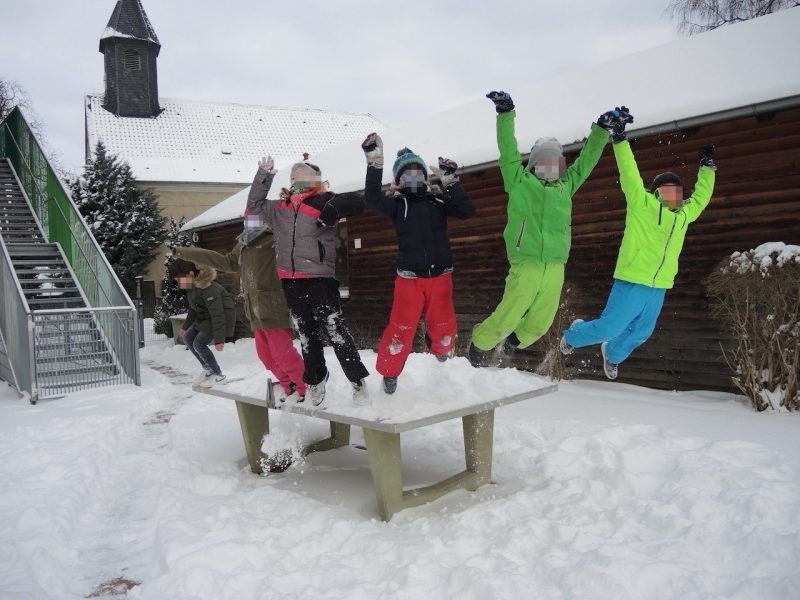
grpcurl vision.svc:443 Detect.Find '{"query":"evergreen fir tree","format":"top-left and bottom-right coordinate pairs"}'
top-left (153, 217), bottom-right (193, 336)
top-left (70, 141), bottom-right (167, 288)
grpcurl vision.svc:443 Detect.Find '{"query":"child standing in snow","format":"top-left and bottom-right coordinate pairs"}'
top-left (560, 111), bottom-right (717, 379)
top-left (361, 133), bottom-right (475, 394)
top-left (171, 259), bottom-right (236, 386)
top-left (468, 90), bottom-right (613, 367)
top-left (247, 157), bottom-right (370, 407)
top-left (176, 175), bottom-right (307, 402)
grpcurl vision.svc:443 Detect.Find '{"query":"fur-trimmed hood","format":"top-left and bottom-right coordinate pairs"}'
top-left (193, 265), bottom-right (217, 289)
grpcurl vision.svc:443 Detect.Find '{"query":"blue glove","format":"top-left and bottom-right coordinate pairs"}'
top-left (608, 106), bottom-right (634, 143)
top-left (486, 91), bottom-right (515, 114)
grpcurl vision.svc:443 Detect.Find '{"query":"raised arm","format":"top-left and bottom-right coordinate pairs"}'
top-left (177, 245), bottom-right (241, 273)
top-left (361, 132), bottom-right (397, 218)
top-left (486, 91), bottom-right (525, 192)
top-left (563, 122), bottom-right (609, 195)
top-left (429, 157), bottom-right (475, 219)
top-left (247, 156), bottom-right (278, 224)
top-left (682, 144), bottom-right (717, 223)
top-left (612, 140), bottom-right (646, 209)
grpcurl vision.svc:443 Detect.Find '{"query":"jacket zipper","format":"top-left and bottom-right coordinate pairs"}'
top-left (515, 220), bottom-right (526, 250)
top-left (652, 213), bottom-right (677, 285)
top-left (290, 203), bottom-right (298, 276)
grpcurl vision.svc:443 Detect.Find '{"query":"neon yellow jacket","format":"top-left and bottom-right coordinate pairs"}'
top-left (497, 111), bottom-right (609, 264)
top-left (612, 141), bottom-right (715, 289)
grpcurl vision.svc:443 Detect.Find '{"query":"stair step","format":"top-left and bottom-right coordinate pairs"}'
top-left (20, 278), bottom-right (75, 285)
top-left (15, 268), bottom-right (72, 275)
top-left (27, 297), bottom-right (85, 307)
top-left (23, 287), bottom-right (80, 296)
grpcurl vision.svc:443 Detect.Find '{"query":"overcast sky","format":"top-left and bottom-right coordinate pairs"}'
top-left (2, 0), bottom-right (678, 175)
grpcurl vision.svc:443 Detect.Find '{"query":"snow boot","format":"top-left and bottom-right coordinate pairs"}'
top-left (426, 333), bottom-right (455, 363)
top-left (600, 342), bottom-right (618, 380)
top-left (503, 332), bottom-right (521, 355)
top-left (281, 382), bottom-right (305, 404)
top-left (383, 376), bottom-right (398, 394)
top-left (468, 342), bottom-right (489, 368)
top-left (352, 379), bottom-right (370, 406)
top-left (559, 319), bottom-right (584, 355)
top-left (308, 371), bottom-right (329, 407)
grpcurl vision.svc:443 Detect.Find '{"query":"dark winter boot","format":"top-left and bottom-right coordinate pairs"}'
top-left (601, 342), bottom-right (618, 380)
top-left (383, 376), bottom-right (398, 394)
top-left (468, 342), bottom-right (489, 368)
top-left (503, 332), bottom-right (521, 354)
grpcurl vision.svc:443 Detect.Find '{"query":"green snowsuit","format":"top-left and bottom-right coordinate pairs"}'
top-left (612, 140), bottom-right (716, 289)
top-left (471, 111), bottom-right (609, 351)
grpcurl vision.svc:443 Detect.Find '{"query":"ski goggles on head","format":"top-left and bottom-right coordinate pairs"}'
top-left (290, 162), bottom-right (322, 190)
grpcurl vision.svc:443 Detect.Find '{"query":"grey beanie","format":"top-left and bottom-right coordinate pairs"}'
top-left (527, 137), bottom-right (563, 168)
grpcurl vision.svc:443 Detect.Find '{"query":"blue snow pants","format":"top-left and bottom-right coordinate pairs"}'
top-left (563, 279), bottom-right (666, 364)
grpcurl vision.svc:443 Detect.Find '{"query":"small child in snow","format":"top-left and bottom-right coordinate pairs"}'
top-left (361, 133), bottom-right (475, 394)
top-left (170, 259), bottom-right (236, 386)
top-left (246, 157), bottom-right (369, 407)
top-left (468, 90), bottom-right (613, 367)
top-left (560, 109), bottom-right (717, 379)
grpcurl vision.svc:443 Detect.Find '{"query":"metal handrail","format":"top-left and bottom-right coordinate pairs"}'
top-left (1, 119), bottom-right (128, 310)
top-left (0, 106), bottom-right (141, 387)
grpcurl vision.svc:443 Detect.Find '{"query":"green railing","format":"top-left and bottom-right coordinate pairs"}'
top-left (0, 106), bottom-right (140, 387)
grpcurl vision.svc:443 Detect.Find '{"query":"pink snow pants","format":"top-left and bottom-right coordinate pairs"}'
top-left (253, 328), bottom-right (306, 395)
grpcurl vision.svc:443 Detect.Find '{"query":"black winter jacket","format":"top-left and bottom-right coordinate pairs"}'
top-left (364, 165), bottom-right (475, 277)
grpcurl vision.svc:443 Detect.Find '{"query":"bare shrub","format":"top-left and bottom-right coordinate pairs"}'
top-left (705, 242), bottom-right (800, 411)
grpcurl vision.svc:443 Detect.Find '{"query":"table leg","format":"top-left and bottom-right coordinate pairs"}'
top-left (235, 400), bottom-right (269, 474)
top-left (363, 427), bottom-right (403, 521)
top-left (462, 409), bottom-right (494, 489)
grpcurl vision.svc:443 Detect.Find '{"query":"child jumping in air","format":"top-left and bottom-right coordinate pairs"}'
top-left (361, 133), bottom-right (475, 394)
top-left (468, 90), bottom-right (615, 367)
top-left (247, 157), bottom-right (370, 407)
top-left (561, 109), bottom-right (717, 379)
top-left (170, 258), bottom-right (236, 386)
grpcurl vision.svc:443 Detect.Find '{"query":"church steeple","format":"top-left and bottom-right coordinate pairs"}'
top-left (99, 0), bottom-right (161, 118)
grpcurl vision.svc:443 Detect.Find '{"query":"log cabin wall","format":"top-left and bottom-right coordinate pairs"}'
top-left (343, 106), bottom-right (800, 392)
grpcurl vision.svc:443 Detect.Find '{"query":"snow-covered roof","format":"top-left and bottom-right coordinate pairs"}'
top-left (85, 95), bottom-right (385, 184)
top-left (184, 8), bottom-right (800, 232)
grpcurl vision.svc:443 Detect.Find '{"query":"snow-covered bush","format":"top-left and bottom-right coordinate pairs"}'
top-left (153, 217), bottom-right (193, 336)
top-left (705, 242), bottom-right (800, 411)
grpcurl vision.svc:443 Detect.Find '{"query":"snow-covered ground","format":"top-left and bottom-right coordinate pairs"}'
top-left (1, 337), bottom-right (798, 599)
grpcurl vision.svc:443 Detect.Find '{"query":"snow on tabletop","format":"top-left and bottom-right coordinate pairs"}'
top-left (219, 349), bottom-right (554, 427)
top-left (262, 8), bottom-right (800, 196)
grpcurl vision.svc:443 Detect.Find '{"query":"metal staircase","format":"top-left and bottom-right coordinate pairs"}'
top-left (1, 107), bottom-right (140, 402)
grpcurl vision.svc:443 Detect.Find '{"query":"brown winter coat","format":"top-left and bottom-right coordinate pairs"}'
top-left (181, 266), bottom-right (236, 343)
top-left (178, 231), bottom-right (292, 330)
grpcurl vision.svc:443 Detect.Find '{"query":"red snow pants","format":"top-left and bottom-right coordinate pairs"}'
top-left (376, 273), bottom-right (456, 378)
top-left (253, 328), bottom-right (306, 395)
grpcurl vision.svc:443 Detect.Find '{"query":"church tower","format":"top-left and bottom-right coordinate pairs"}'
top-left (99, 0), bottom-right (161, 117)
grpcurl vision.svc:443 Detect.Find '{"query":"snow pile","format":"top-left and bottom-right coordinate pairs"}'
top-left (726, 242), bottom-right (800, 276)
top-left (1, 338), bottom-right (799, 599)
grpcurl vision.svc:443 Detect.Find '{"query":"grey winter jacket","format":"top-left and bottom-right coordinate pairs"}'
top-left (246, 168), bottom-right (365, 279)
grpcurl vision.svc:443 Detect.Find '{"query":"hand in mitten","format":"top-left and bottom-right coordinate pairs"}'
top-left (486, 91), bottom-right (515, 113)
top-left (361, 132), bottom-right (384, 168)
top-left (258, 155), bottom-right (276, 174)
top-left (597, 110), bottom-right (617, 131)
top-left (429, 157), bottom-right (459, 188)
top-left (698, 143), bottom-right (717, 169)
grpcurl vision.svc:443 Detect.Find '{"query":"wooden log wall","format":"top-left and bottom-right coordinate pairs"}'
top-left (344, 106), bottom-right (800, 392)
